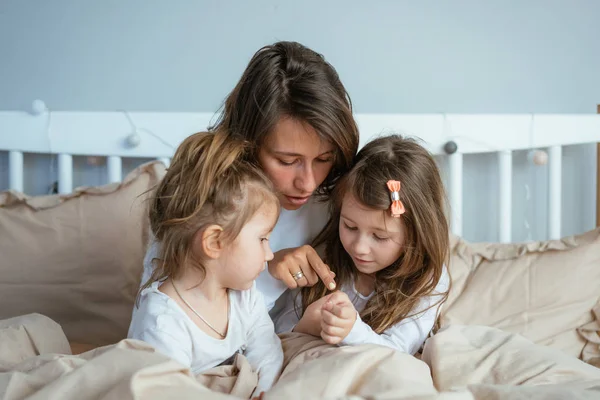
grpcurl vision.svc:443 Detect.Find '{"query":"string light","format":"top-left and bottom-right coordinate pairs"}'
top-left (86, 156), bottom-right (103, 166)
top-left (442, 114), bottom-right (544, 242)
top-left (32, 100), bottom-right (58, 194)
top-left (121, 110), bottom-right (175, 150)
top-left (441, 114), bottom-right (547, 167)
top-left (31, 99), bottom-right (48, 115)
top-left (527, 149), bottom-right (548, 166)
top-left (126, 131), bottom-right (142, 148)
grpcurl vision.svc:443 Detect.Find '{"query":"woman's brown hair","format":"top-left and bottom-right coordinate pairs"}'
top-left (211, 41), bottom-right (359, 196)
top-left (301, 134), bottom-right (450, 333)
top-left (140, 129), bottom-right (279, 293)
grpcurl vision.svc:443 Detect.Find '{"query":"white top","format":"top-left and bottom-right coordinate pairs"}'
top-left (141, 198), bottom-right (330, 310)
top-left (272, 266), bottom-right (450, 355)
top-left (128, 282), bottom-right (283, 394)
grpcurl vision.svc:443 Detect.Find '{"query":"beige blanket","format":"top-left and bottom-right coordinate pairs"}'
top-left (1, 314), bottom-right (600, 399)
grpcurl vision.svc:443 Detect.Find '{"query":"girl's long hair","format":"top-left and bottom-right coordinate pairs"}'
top-left (301, 135), bottom-right (449, 333)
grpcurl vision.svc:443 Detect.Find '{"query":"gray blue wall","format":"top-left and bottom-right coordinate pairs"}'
top-left (1, 0), bottom-right (598, 242)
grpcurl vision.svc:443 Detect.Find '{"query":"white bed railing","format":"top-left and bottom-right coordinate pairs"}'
top-left (1, 110), bottom-right (599, 242)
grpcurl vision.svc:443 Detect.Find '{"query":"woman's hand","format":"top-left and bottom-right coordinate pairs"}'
top-left (268, 245), bottom-right (336, 290)
top-left (320, 291), bottom-right (357, 345)
top-left (292, 295), bottom-right (331, 337)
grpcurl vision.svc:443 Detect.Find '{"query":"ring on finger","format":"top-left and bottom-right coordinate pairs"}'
top-left (292, 270), bottom-right (305, 281)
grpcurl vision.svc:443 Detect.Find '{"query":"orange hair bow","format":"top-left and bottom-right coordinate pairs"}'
top-left (386, 180), bottom-right (406, 218)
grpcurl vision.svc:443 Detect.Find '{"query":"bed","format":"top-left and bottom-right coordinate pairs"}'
top-left (1, 107), bottom-right (600, 399)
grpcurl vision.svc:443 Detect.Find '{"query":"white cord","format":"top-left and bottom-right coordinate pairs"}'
top-left (443, 113), bottom-right (536, 241)
top-left (442, 113), bottom-right (539, 154)
top-left (523, 115), bottom-right (534, 241)
top-left (122, 110), bottom-right (176, 150)
top-left (44, 108), bottom-right (57, 194)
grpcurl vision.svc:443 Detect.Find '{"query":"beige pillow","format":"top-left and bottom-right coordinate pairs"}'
top-left (0, 161), bottom-right (165, 346)
top-left (441, 228), bottom-right (600, 360)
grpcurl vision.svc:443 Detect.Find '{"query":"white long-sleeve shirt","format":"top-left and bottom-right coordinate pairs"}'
top-left (128, 281), bottom-right (283, 394)
top-left (272, 266), bottom-right (450, 355)
top-left (141, 198), bottom-right (329, 311)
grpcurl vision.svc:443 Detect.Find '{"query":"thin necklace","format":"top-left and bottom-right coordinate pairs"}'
top-left (172, 282), bottom-right (229, 339)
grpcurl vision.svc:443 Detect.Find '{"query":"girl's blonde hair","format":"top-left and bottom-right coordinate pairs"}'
top-left (141, 129), bottom-right (279, 292)
top-left (302, 134), bottom-right (450, 333)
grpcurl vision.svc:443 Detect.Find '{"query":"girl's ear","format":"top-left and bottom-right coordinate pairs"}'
top-left (194, 225), bottom-right (224, 259)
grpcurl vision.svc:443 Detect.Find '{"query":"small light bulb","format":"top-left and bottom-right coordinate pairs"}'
top-left (86, 156), bottom-right (103, 166)
top-left (126, 132), bottom-right (141, 148)
top-left (527, 149), bottom-right (548, 166)
top-left (31, 99), bottom-right (47, 115)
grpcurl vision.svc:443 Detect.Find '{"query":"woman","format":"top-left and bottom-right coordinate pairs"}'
top-left (142, 41), bottom-right (360, 311)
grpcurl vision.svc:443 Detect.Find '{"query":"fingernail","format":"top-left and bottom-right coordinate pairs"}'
top-left (328, 282), bottom-right (336, 290)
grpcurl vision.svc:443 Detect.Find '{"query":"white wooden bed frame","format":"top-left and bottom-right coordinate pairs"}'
top-left (1, 109), bottom-right (599, 243)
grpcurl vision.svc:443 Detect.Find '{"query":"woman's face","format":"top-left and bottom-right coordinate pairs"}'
top-left (257, 117), bottom-right (335, 210)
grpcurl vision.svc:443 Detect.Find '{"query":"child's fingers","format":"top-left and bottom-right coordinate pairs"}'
top-left (321, 307), bottom-right (343, 326)
top-left (326, 302), bottom-right (355, 320)
top-left (321, 308), bottom-right (354, 337)
top-left (327, 290), bottom-right (351, 306)
top-left (312, 293), bottom-right (334, 310)
top-left (338, 305), bottom-right (357, 320)
top-left (321, 320), bottom-right (347, 337)
top-left (321, 331), bottom-right (342, 345)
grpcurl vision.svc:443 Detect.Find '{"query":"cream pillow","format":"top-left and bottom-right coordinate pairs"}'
top-left (0, 161), bottom-right (165, 346)
top-left (441, 229), bottom-right (600, 360)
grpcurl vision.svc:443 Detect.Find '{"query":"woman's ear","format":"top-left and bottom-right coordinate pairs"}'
top-left (194, 225), bottom-right (224, 259)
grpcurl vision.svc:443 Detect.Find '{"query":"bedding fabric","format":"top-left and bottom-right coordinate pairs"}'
top-left (1, 314), bottom-right (600, 400)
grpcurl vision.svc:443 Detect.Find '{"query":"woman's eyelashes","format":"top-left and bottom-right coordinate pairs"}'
top-left (277, 159), bottom-right (296, 166)
top-left (316, 157), bottom-right (334, 164)
top-left (277, 157), bottom-right (333, 167)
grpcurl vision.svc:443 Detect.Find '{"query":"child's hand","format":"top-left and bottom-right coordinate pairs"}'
top-left (293, 295), bottom-right (331, 337)
top-left (320, 291), bottom-right (357, 344)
